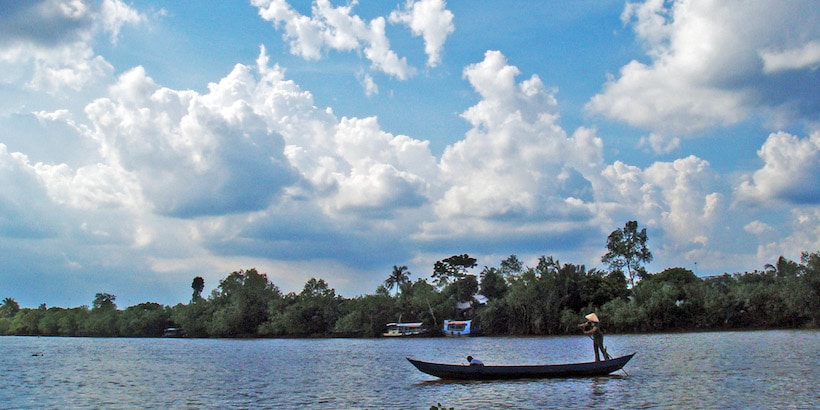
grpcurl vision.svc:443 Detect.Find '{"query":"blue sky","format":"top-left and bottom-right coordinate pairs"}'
top-left (1, 0), bottom-right (818, 308)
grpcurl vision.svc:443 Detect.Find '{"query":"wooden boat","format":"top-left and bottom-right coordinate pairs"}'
top-left (406, 353), bottom-right (634, 380)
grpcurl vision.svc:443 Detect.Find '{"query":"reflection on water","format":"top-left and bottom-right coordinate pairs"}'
top-left (1, 330), bottom-right (817, 408)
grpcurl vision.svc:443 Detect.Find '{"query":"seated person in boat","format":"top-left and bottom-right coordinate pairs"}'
top-left (466, 355), bottom-right (484, 366)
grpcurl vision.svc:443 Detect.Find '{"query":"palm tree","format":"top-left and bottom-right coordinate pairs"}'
top-left (385, 265), bottom-right (410, 297)
top-left (764, 256), bottom-right (799, 277)
top-left (0, 297), bottom-right (20, 317)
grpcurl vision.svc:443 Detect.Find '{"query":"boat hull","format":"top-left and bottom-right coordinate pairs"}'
top-left (406, 353), bottom-right (634, 380)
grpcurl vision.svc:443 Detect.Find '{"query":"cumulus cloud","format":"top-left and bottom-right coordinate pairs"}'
top-left (0, 0), bottom-right (144, 92)
top-left (587, 0), bottom-right (820, 147)
top-left (82, 64), bottom-right (299, 218)
top-left (253, 0), bottom-right (419, 80)
top-left (231, 49), bottom-right (437, 218)
top-left (735, 130), bottom-right (820, 205)
top-left (83, 45), bottom-right (437, 222)
top-left (389, 0), bottom-right (455, 67)
top-left (329, 117), bottom-right (435, 214)
top-left (423, 50), bottom-right (604, 243)
top-left (594, 155), bottom-right (723, 255)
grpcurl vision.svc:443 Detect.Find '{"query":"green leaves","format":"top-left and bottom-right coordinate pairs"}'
top-left (602, 220), bottom-right (653, 288)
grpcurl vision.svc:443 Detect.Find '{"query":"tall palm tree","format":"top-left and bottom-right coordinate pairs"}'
top-left (385, 265), bottom-right (410, 297)
top-left (0, 297), bottom-right (20, 317)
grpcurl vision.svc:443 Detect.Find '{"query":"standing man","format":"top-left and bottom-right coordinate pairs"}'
top-left (580, 313), bottom-right (609, 361)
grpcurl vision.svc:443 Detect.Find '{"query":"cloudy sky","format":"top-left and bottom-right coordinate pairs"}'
top-left (2, 0), bottom-right (818, 308)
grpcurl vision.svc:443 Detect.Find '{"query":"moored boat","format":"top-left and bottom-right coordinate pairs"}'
top-left (162, 327), bottom-right (183, 338)
top-left (383, 322), bottom-right (429, 337)
top-left (406, 353), bottom-right (634, 380)
top-left (442, 319), bottom-right (482, 336)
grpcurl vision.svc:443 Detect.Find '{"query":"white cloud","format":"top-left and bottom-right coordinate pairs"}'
top-left (98, 0), bottom-right (146, 42)
top-left (83, 64), bottom-right (298, 218)
top-left (760, 40), bottom-right (820, 73)
top-left (424, 51), bottom-right (604, 241)
top-left (754, 208), bottom-right (820, 271)
top-left (744, 220), bottom-right (771, 235)
top-left (357, 72), bottom-right (378, 96)
top-left (595, 155), bottom-right (723, 252)
top-left (389, 0), bottom-right (455, 67)
top-left (735, 130), bottom-right (820, 205)
top-left (639, 133), bottom-right (681, 154)
top-left (0, 0), bottom-right (143, 93)
top-left (587, 0), bottom-right (820, 146)
top-left (328, 116), bottom-right (435, 214)
top-left (0, 144), bottom-right (62, 239)
top-left (253, 0), bottom-right (417, 80)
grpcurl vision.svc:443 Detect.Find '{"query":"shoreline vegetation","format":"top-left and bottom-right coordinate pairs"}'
top-left (2, 222), bottom-right (818, 339)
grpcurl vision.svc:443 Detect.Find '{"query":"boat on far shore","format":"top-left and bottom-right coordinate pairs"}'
top-left (442, 319), bottom-right (482, 336)
top-left (162, 327), bottom-right (184, 338)
top-left (383, 322), bottom-right (430, 337)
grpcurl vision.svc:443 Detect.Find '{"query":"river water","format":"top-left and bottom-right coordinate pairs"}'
top-left (2, 330), bottom-right (818, 409)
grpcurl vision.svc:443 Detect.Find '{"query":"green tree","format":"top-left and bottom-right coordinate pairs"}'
top-left (57, 307), bottom-right (89, 336)
top-left (171, 300), bottom-right (211, 337)
top-left (479, 267), bottom-right (508, 300)
top-left (9, 308), bottom-right (45, 335)
top-left (602, 221), bottom-right (653, 288)
top-left (333, 293), bottom-right (396, 337)
top-left (384, 265), bottom-right (410, 296)
top-left (118, 302), bottom-right (170, 337)
top-left (764, 256), bottom-right (800, 277)
top-left (265, 278), bottom-right (340, 337)
top-left (92, 293), bottom-right (117, 311)
top-left (444, 275), bottom-right (479, 303)
top-left (401, 279), bottom-right (447, 334)
top-left (192, 276), bottom-right (205, 302)
top-left (207, 268), bottom-right (281, 337)
top-left (431, 254), bottom-right (477, 287)
top-left (499, 255), bottom-right (523, 276)
top-left (799, 251), bottom-right (820, 326)
top-left (633, 267), bottom-right (702, 330)
top-left (503, 266), bottom-right (554, 335)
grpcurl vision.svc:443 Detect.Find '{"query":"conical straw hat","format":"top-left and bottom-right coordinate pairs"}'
top-left (585, 313), bottom-right (599, 322)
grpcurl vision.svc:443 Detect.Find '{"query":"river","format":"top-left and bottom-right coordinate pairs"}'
top-left (2, 330), bottom-right (818, 408)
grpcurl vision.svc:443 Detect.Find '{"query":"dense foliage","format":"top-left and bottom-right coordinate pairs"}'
top-left (2, 224), bottom-right (819, 338)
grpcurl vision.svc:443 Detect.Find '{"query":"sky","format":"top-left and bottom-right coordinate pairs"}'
top-left (1, 0), bottom-right (818, 308)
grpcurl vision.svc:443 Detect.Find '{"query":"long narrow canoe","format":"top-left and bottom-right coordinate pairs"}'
top-left (406, 353), bottom-right (634, 380)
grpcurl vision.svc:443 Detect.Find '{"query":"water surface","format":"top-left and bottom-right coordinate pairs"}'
top-left (2, 330), bottom-right (817, 408)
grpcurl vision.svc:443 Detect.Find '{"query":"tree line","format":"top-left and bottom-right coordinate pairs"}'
top-left (1, 222), bottom-right (818, 338)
